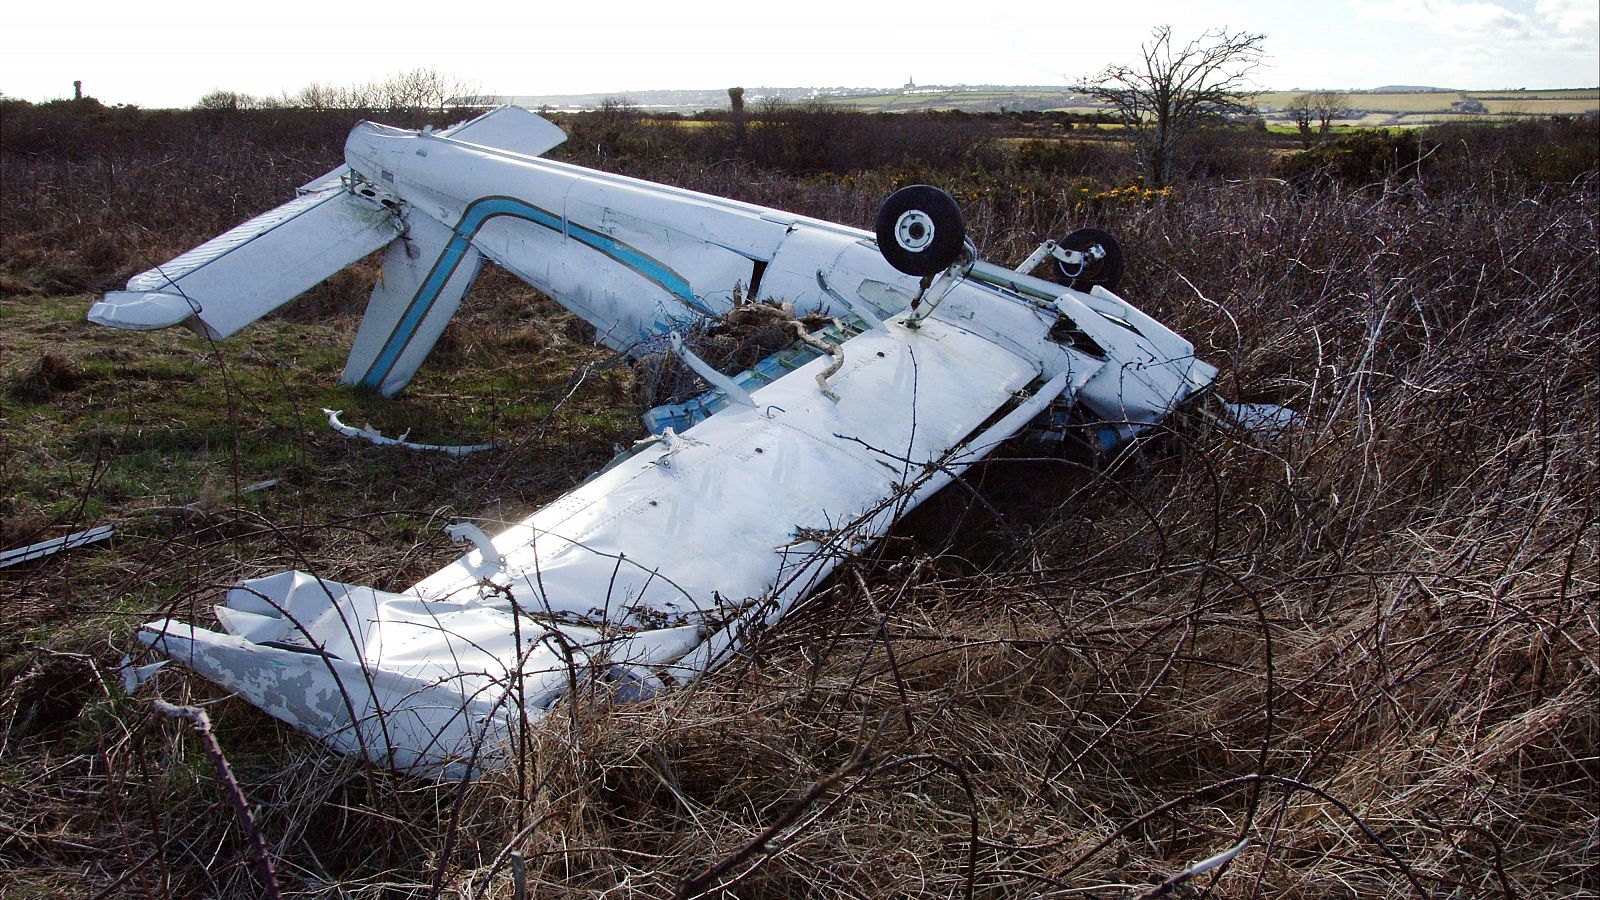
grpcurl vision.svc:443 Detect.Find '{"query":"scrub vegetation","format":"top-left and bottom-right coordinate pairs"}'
top-left (1, 96), bottom-right (1596, 898)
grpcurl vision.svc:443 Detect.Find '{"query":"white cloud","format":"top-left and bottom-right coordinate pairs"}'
top-left (1536, 0), bottom-right (1600, 34)
top-left (1352, 0), bottom-right (1529, 35)
top-left (1346, 0), bottom-right (1597, 83)
top-left (1354, 0), bottom-right (1596, 46)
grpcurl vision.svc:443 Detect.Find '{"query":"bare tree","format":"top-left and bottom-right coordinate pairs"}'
top-left (372, 68), bottom-right (463, 112)
top-left (1284, 90), bottom-right (1350, 149)
top-left (1079, 26), bottom-right (1266, 187)
top-left (271, 69), bottom-right (474, 112)
top-left (194, 90), bottom-right (259, 111)
top-left (291, 81), bottom-right (339, 110)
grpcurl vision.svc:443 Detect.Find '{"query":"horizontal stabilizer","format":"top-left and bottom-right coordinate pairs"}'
top-left (89, 180), bottom-right (402, 338)
top-left (441, 104), bottom-right (567, 158)
top-left (293, 105), bottom-right (564, 195)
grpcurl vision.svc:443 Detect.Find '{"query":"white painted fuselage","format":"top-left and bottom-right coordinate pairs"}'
top-left (102, 108), bottom-right (1216, 777)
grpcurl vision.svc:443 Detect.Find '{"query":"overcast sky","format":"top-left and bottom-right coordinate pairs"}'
top-left (3, 0), bottom-right (1595, 107)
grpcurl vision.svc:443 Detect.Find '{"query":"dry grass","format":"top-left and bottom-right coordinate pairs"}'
top-left (1, 105), bottom-right (1596, 898)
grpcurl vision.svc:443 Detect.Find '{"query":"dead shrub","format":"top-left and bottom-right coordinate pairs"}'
top-left (501, 325), bottom-right (559, 352)
top-left (7, 352), bottom-right (81, 402)
top-left (0, 508), bottom-right (50, 548)
top-left (77, 231), bottom-right (128, 276)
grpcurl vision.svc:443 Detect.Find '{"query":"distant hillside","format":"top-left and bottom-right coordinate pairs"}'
top-left (468, 87), bottom-right (874, 113)
top-left (470, 85), bottom-right (1099, 114)
top-left (463, 85), bottom-right (1599, 119)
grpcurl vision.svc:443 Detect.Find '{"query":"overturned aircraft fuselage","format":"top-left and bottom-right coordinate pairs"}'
top-left (96, 108), bottom-right (1215, 777)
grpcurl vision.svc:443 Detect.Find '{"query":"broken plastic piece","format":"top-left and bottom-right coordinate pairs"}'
top-left (323, 409), bottom-right (494, 455)
top-left (1223, 402), bottom-right (1303, 437)
top-left (0, 524), bottom-right (115, 568)
top-left (118, 654), bottom-right (169, 695)
top-left (444, 522), bottom-right (503, 567)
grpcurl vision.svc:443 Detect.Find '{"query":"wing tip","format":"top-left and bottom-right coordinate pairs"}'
top-left (89, 291), bottom-right (195, 331)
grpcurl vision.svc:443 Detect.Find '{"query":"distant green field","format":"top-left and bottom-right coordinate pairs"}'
top-left (1467, 89), bottom-right (1598, 100)
top-left (1256, 89), bottom-right (1597, 115)
top-left (824, 88), bottom-right (1598, 117)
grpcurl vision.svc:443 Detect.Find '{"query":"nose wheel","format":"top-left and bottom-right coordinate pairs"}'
top-left (874, 185), bottom-right (968, 276)
top-left (1055, 227), bottom-right (1124, 292)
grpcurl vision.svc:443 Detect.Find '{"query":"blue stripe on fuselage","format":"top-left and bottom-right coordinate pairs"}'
top-left (360, 196), bottom-right (704, 390)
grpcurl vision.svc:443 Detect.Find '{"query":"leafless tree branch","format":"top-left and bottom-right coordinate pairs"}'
top-left (1077, 25), bottom-right (1266, 186)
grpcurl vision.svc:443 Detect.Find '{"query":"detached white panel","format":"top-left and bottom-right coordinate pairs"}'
top-left (90, 183), bottom-right (401, 339)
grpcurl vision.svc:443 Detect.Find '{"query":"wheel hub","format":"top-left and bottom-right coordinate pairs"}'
top-left (894, 210), bottom-right (935, 252)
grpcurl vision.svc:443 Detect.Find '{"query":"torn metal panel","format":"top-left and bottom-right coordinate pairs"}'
top-left (134, 285), bottom-right (1114, 778)
top-left (1223, 401), bottom-right (1304, 437)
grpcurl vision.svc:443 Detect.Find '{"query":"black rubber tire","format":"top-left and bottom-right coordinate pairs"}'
top-left (874, 185), bottom-right (967, 276)
top-left (1056, 227), bottom-right (1125, 292)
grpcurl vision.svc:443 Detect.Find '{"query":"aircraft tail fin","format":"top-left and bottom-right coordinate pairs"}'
top-left (89, 178), bottom-right (403, 338)
top-left (341, 212), bottom-right (483, 396)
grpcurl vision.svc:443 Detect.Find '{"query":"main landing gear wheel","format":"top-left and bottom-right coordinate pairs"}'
top-left (875, 185), bottom-right (968, 276)
top-left (1057, 227), bottom-right (1125, 292)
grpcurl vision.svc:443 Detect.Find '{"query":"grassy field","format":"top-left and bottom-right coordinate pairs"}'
top-left (1254, 88), bottom-right (1598, 113)
top-left (820, 87), bottom-right (1600, 118)
top-left (818, 90), bottom-right (1100, 114)
top-left (2, 104), bottom-right (1597, 898)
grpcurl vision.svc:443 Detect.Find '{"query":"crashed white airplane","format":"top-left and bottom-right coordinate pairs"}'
top-left (94, 107), bottom-right (1216, 777)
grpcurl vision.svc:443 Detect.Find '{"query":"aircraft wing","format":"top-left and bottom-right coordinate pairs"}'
top-left (129, 261), bottom-right (1127, 776)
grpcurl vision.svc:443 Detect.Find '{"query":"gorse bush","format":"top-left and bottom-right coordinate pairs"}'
top-left (1271, 115), bottom-right (1599, 188)
top-left (1271, 128), bottom-right (1431, 185)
